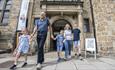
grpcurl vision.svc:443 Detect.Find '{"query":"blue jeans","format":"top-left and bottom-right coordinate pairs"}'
top-left (64, 40), bottom-right (72, 58)
top-left (37, 32), bottom-right (47, 64)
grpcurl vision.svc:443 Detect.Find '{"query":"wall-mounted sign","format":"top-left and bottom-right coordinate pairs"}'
top-left (17, 0), bottom-right (30, 31)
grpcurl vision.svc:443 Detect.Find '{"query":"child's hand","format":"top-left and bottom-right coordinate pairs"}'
top-left (30, 34), bottom-right (34, 39)
top-left (13, 50), bottom-right (17, 56)
top-left (63, 39), bottom-right (66, 43)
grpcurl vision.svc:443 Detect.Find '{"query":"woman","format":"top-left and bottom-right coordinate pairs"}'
top-left (64, 24), bottom-right (73, 59)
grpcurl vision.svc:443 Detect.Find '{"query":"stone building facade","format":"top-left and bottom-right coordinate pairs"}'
top-left (0, 0), bottom-right (115, 54)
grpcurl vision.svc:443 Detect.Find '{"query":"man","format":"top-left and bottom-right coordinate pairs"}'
top-left (31, 12), bottom-right (52, 69)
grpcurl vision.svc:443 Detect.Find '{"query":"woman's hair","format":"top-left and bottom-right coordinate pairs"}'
top-left (64, 24), bottom-right (71, 30)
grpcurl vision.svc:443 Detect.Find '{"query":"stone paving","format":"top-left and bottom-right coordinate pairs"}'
top-left (0, 52), bottom-right (115, 70)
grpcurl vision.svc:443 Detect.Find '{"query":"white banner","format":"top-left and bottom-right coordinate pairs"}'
top-left (17, 0), bottom-right (30, 31)
top-left (85, 38), bottom-right (96, 52)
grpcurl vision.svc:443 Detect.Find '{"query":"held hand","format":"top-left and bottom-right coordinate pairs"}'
top-left (13, 50), bottom-right (17, 56)
top-left (63, 39), bottom-right (66, 43)
top-left (51, 35), bottom-right (54, 39)
top-left (30, 34), bottom-right (33, 38)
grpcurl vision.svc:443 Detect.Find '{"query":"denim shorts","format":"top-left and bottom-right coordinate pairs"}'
top-left (73, 40), bottom-right (80, 47)
top-left (57, 45), bottom-right (63, 52)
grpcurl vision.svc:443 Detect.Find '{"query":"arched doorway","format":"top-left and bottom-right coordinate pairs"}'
top-left (51, 19), bottom-right (72, 51)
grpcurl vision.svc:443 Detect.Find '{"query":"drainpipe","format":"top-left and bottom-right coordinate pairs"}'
top-left (89, 0), bottom-right (98, 53)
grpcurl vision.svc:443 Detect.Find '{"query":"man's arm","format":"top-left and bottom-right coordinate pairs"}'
top-left (47, 18), bottom-right (54, 38)
top-left (31, 25), bottom-right (37, 37)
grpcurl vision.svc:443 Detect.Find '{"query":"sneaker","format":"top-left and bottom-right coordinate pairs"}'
top-left (21, 62), bottom-right (27, 67)
top-left (64, 57), bottom-right (69, 61)
top-left (68, 55), bottom-right (72, 59)
top-left (10, 64), bottom-right (17, 69)
top-left (75, 54), bottom-right (77, 56)
top-left (36, 63), bottom-right (41, 69)
top-left (79, 56), bottom-right (83, 60)
top-left (79, 54), bottom-right (81, 56)
top-left (57, 58), bottom-right (61, 62)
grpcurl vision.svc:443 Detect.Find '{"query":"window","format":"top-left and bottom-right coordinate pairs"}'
top-left (0, 0), bottom-right (12, 26)
top-left (84, 18), bottom-right (90, 32)
top-left (2, 11), bottom-right (9, 25)
top-left (0, 0), bottom-right (5, 10)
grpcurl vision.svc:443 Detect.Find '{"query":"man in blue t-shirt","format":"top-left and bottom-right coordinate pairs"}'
top-left (72, 24), bottom-right (81, 58)
top-left (31, 12), bottom-right (52, 69)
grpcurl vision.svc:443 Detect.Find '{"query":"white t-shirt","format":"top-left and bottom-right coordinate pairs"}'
top-left (64, 30), bottom-right (72, 40)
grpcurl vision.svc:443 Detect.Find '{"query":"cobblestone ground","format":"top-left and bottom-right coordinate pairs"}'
top-left (0, 52), bottom-right (115, 70)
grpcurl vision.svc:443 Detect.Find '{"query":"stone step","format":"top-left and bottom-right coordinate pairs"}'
top-left (0, 49), bottom-right (11, 54)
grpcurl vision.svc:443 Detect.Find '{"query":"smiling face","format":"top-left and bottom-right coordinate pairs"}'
top-left (74, 23), bottom-right (78, 28)
top-left (60, 30), bottom-right (64, 35)
top-left (21, 28), bottom-right (28, 35)
top-left (65, 24), bottom-right (71, 30)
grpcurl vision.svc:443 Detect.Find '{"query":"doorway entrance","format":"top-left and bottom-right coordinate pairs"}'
top-left (51, 19), bottom-right (72, 51)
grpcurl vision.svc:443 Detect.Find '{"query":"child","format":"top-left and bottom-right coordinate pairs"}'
top-left (52, 30), bottom-right (64, 62)
top-left (72, 24), bottom-right (82, 60)
top-left (10, 28), bottom-right (31, 69)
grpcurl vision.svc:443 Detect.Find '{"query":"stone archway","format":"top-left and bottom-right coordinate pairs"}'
top-left (51, 18), bottom-right (72, 51)
top-left (45, 16), bottom-right (74, 52)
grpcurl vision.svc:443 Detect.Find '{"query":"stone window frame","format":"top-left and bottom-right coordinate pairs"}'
top-left (84, 18), bottom-right (90, 33)
top-left (0, 0), bottom-right (12, 26)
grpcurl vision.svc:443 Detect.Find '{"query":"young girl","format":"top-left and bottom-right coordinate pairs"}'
top-left (52, 30), bottom-right (64, 62)
top-left (10, 28), bottom-right (31, 69)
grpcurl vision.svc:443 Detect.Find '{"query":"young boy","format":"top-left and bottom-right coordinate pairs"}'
top-left (52, 30), bottom-right (64, 62)
top-left (72, 24), bottom-right (82, 59)
top-left (10, 28), bottom-right (31, 69)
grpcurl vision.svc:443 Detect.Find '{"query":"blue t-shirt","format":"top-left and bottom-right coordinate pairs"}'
top-left (56, 34), bottom-right (64, 46)
top-left (35, 18), bottom-right (49, 33)
top-left (72, 28), bottom-right (81, 41)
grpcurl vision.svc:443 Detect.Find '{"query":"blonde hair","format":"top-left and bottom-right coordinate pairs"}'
top-left (64, 24), bottom-right (71, 30)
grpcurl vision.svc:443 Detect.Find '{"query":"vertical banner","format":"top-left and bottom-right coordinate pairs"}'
top-left (17, 0), bottom-right (30, 31)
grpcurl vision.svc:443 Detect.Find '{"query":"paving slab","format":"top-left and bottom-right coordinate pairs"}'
top-left (0, 52), bottom-right (115, 70)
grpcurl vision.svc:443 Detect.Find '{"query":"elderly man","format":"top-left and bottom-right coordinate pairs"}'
top-left (31, 12), bottom-right (52, 69)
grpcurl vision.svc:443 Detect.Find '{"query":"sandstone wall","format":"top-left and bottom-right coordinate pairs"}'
top-left (92, 0), bottom-right (115, 52)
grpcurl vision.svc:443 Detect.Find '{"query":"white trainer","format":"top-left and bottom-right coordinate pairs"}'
top-left (68, 55), bottom-right (72, 59)
top-left (36, 63), bottom-right (41, 69)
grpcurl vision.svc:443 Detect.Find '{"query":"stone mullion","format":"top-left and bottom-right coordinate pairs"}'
top-left (78, 11), bottom-right (85, 51)
top-left (27, 0), bottom-right (35, 33)
top-left (45, 29), bottom-right (51, 52)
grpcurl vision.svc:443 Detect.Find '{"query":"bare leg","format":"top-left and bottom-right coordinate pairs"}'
top-left (24, 54), bottom-right (27, 63)
top-left (21, 54), bottom-right (28, 67)
top-left (14, 52), bottom-right (21, 65)
top-left (57, 52), bottom-right (59, 57)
